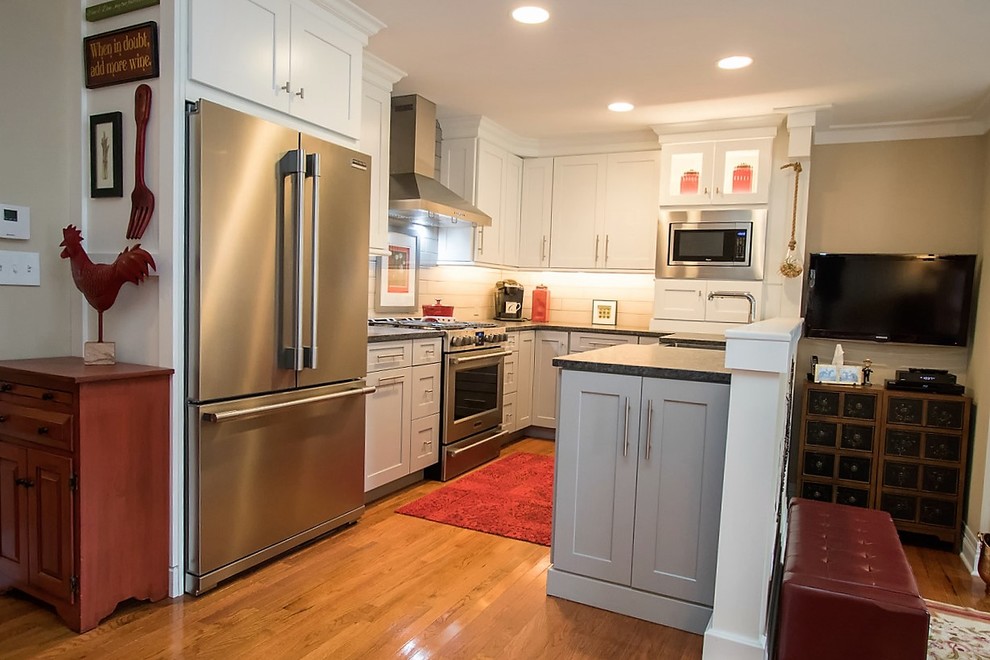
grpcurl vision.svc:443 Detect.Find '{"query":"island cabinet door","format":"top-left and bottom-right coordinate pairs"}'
top-left (552, 371), bottom-right (640, 585)
top-left (631, 379), bottom-right (729, 604)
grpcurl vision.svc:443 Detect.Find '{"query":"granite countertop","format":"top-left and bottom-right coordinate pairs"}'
top-left (368, 326), bottom-right (444, 343)
top-left (552, 343), bottom-right (730, 384)
top-left (498, 320), bottom-right (671, 338)
top-left (659, 331), bottom-right (727, 349)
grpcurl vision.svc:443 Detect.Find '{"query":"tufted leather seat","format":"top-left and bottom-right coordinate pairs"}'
top-left (776, 498), bottom-right (929, 660)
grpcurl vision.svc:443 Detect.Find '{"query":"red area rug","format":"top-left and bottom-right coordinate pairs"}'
top-left (396, 452), bottom-right (553, 546)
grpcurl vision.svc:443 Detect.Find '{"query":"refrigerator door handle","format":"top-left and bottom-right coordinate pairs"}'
top-left (278, 148), bottom-right (306, 372)
top-left (202, 386), bottom-right (377, 423)
top-left (303, 152), bottom-right (321, 370)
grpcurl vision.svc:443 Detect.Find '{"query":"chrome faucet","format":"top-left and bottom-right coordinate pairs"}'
top-left (708, 291), bottom-right (757, 324)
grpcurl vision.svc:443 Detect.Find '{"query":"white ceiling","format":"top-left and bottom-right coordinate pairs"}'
top-left (350, 0), bottom-right (990, 141)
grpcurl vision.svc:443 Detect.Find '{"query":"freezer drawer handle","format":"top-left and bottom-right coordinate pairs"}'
top-left (202, 386), bottom-right (376, 423)
top-left (451, 351), bottom-right (512, 364)
top-left (448, 433), bottom-right (502, 457)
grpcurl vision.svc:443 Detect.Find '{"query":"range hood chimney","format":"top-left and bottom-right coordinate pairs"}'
top-left (388, 94), bottom-right (491, 227)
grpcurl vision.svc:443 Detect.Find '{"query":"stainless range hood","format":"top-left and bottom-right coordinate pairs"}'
top-left (389, 94), bottom-right (491, 227)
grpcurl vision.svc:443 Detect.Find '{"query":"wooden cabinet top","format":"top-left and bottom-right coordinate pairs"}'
top-left (0, 357), bottom-right (173, 385)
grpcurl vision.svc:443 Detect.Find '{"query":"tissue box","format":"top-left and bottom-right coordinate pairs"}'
top-left (814, 364), bottom-right (863, 385)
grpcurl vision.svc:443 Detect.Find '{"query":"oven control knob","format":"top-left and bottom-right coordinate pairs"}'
top-left (499, 333), bottom-right (508, 342)
top-left (450, 336), bottom-right (462, 347)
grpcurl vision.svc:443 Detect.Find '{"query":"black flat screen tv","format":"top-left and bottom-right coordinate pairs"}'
top-left (803, 253), bottom-right (977, 346)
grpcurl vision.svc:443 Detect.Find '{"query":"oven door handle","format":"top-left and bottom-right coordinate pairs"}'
top-left (450, 351), bottom-right (512, 364)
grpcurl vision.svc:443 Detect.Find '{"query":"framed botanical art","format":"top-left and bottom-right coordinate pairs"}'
top-left (375, 232), bottom-right (419, 312)
top-left (89, 111), bottom-right (123, 198)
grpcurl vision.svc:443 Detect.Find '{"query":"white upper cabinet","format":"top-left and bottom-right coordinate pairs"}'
top-left (518, 157), bottom-right (554, 268)
top-left (549, 151), bottom-right (659, 270)
top-left (549, 154), bottom-right (608, 269)
top-left (189, 0), bottom-right (372, 139)
top-left (659, 137), bottom-right (773, 206)
top-left (361, 55), bottom-right (405, 256)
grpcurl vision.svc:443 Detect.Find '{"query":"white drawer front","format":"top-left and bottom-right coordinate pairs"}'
top-left (412, 337), bottom-right (442, 365)
top-left (503, 352), bottom-right (518, 394)
top-left (502, 391), bottom-right (517, 433)
top-left (368, 341), bottom-right (412, 373)
top-left (410, 413), bottom-right (440, 471)
top-left (505, 332), bottom-right (519, 352)
top-left (411, 364), bottom-right (441, 419)
top-left (568, 332), bottom-right (636, 353)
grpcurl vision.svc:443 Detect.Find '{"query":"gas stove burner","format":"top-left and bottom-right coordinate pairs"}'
top-left (368, 317), bottom-right (498, 330)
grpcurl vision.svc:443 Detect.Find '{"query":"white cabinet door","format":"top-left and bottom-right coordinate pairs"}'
top-left (409, 414), bottom-right (439, 471)
top-left (503, 351), bottom-right (518, 395)
top-left (365, 367), bottom-right (412, 491)
top-left (190, 0), bottom-right (290, 113)
top-left (518, 158), bottom-right (554, 268)
top-left (553, 371), bottom-right (640, 584)
top-left (632, 379), bottom-right (728, 604)
top-left (288, 2), bottom-right (362, 138)
top-left (533, 331), bottom-right (568, 428)
top-left (516, 331), bottom-right (535, 429)
top-left (549, 155), bottom-right (607, 269)
top-left (474, 141), bottom-right (506, 265)
top-left (502, 391), bottom-right (517, 433)
top-left (603, 151), bottom-right (660, 270)
top-left (362, 81), bottom-right (391, 255)
top-left (654, 280), bottom-right (707, 321)
top-left (501, 154), bottom-right (523, 267)
top-left (660, 138), bottom-right (773, 206)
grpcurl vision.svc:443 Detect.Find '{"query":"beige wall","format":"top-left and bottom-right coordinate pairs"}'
top-left (966, 131), bottom-right (990, 542)
top-left (0, 2), bottom-right (81, 359)
top-left (807, 137), bottom-right (984, 254)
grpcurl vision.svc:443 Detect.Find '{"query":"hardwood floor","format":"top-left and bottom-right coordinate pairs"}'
top-left (2, 436), bottom-right (986, 659)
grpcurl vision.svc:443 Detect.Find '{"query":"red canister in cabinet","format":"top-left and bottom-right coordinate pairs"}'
top-left (732, 164), bottom-right (753, 193)
top-left (680, 170), bottom-right (700, 195)
top-left (532, 285), bottom-right (550, 322)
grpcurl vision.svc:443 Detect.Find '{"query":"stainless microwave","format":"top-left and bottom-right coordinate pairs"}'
top-left (656, 208), bottom-right (767, 280)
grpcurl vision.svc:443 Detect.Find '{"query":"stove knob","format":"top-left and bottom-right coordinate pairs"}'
top-left (499, 333), bottom-right (508, 342)
top-left (450, 336), bottom-right (462, 347)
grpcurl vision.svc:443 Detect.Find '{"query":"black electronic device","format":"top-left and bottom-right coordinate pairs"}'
top-left (885, 379), bottom-right (965, 395)
top-left (894, 368), bottom-right (956, 385)
top-left (803, 253), bottom-right (976, 346)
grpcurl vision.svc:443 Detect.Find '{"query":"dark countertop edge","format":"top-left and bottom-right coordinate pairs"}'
top-left (552, 358), bottom-right (731, 384)
top-left (500, 322), bottom-right (671, 338)
top-left (368, 328), bottom-right (445, 343)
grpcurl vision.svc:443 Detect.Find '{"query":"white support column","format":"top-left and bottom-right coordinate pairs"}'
top-left (703, 318), bottom-right (803, 660)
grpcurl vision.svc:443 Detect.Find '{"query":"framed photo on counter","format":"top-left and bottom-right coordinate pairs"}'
top-left (375, 232), bottom-right (419, 313)
top-left (592, 299), bottom-right (617, 325)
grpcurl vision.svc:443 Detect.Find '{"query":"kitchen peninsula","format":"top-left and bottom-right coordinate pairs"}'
top-left (547, 343), bottom-right (730, 633)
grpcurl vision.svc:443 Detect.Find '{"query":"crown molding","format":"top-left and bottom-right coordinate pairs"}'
top-left (363, 53), bottom-right (405, 90)
top-left (815, 117), bottom-right (989, 145)
top-left (311, 0), bottom-right (385, 42)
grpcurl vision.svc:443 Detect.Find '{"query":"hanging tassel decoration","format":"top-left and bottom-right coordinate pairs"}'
top-left (779, 161), bottom-right (803, 278)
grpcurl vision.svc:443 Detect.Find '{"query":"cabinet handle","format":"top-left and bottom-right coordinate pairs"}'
top-left (605, 235), bottom-right (610, 264)
top-left (704, 187), bottom-right (709, 195)
top-left (0, 416), bottom-right (6, 423)
top-left (623, 399), bottom-right (630, 458)
top-left (295, 87), bottom-right (305, 99)
top-left (478, 227), bottom-right (484, 253)
top-left (0, 383), bottom-right (11, 392)
top-left (280, 81), bottom-right (293, 94)
top-left (15, 478), bottom-right (34, 488)
top-left (378, 375), bottom-right (406, 385)
top-left (715, 187), bottom-right (721, 195)
top-left (645, 399), bottom-right (654, 460)
top-left (594, 235), bottom-right (600, 261)
top-left (37, 426), bottom-right (49, 435)
top-left (376, 353), bottom-right (404, 361)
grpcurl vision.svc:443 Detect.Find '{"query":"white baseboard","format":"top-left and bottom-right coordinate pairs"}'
top-left (169, 565), bottom-right (183, 598)
top-left (961, 524), bottom-right (980, 575)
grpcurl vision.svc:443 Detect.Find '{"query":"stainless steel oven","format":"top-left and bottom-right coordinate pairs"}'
top-left (657, 208), bottom-right (767, 280)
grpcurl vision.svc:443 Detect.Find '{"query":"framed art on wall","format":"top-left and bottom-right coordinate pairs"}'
top-left (89, 111), bottom-right (123, 198)
top-left (375, 232), bottom-right (419, 312)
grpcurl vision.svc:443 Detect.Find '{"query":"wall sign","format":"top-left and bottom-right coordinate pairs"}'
top-left (86, 0), bottom-right (160, 22)
top-left (84, 22), bottom-right (159, 89)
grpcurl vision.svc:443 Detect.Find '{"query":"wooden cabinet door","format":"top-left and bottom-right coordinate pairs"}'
top-left (533, 331), bottom-right (568, 428)
top-left (553, 371), bottom-right (639, 584)
top-left (189, 0), bottom-right (291, 113)
top-left (632, 379), bottom-right (729, 604)
top-left (26, 450), bottom-right (74, 603)
top-left (516, 331), bottom-right (535, 429)
top-left (0, 442), bottom-right (28, 585)
top-left (549, 155), bottom-right (607, 268)
top-left (603, 151), bottom-right (660, 270)
top-left (365, 367), bottom-right (412, 491)
top-left (518, 158), bottom-right (554, 268)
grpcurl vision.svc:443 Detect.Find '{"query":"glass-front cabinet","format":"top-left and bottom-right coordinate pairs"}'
top-left (659, 136), bottom-right (774, 206)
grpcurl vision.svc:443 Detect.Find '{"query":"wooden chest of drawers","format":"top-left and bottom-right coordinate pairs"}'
top-left (797, 381), bottom-right (970, 550)
top-left (0, 357), bottom-right (172, 632)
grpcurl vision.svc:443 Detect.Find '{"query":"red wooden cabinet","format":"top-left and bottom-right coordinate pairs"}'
top-left (0, 357), bottom-right (172, 632)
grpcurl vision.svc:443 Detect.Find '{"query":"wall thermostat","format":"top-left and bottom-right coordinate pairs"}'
top-left (1, 204), bottom-right (30, 240)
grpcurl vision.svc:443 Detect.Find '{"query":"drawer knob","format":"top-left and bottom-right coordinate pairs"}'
top-left (15, 478), bottom-right (34, 488)
top-left (0, 415), bottom-right (6, 423)
top-left (41, 392), bottom-right (55, 401)
top-left (850, 464), bottom-right (858, 473)
top-left (0, 383), bottom-right (11, 392)
top-left (37, 426), bottom-right (49, 435)
top-left (814, 460), bottom-right (824, 470)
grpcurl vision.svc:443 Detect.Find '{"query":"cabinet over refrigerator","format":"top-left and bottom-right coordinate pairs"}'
top-left (185, 100), bottom-right (373, 594)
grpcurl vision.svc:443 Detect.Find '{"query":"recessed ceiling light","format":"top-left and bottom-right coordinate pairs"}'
top-left (608, 102), bottom-right (634, 112)
top-left (718, 55), bottom-right (753, 70)
top-left (512, 6), bottom-right (550, 24)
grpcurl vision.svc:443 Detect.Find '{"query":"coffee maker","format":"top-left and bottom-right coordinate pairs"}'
top-left (494, 280), bottom-right (524, 320)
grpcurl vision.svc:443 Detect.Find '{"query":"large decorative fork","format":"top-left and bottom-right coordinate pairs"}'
top-left (125, 84), bottom-right (155, 240)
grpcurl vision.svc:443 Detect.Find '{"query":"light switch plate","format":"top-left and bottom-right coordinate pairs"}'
top-left (0, 250), bottom-right (40, 286)
top-left (0, 204), bottom-right (30, 240)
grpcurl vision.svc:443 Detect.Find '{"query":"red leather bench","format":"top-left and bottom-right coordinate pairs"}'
top-left (776, 498), bottom-right (929, 660)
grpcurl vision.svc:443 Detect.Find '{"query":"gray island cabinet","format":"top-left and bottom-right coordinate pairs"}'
top-left (547, 344), bottom-right (730, 634)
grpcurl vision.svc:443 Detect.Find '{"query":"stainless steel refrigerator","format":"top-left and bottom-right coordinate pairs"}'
top-left (184, 100), bottom-right (372, 595)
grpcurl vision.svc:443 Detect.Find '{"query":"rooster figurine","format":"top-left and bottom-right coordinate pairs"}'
top-left (59, 224), bottom-right (156, 343)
